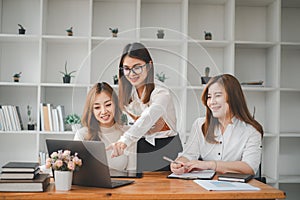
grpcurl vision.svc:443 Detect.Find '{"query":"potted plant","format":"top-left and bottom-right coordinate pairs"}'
top-left (27, 105), bottom-right (35, 130)
top-left (204, 31), bottom-right (212, 40)
top-left (201, 67), bottom-right (211, 84)
top-left (113, 75), bottom-right (118, 85)
top-left (46, 150), bottom-right (82, 191)
top-left (18, 24), bottom-right (26, 34)
top-left (66, 27), bottom-right (73, 36)
top-left (157, 29), bottom-right (165, 39)
top-left (13, 72), bottom-right (22, 82)
top-left (109, 28), bottom-right (118, 37)
top-left (59, 61), bottom-right (76, 83)
top-left (155, 72), bottom-right (168, 82)
top-left (65, 113), bottom-right (81, 132)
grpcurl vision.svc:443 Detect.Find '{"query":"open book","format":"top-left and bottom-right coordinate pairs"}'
top-left (167, 170), bottom-right (215, 180)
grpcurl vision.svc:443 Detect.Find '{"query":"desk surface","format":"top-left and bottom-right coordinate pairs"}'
top-left (0, 172), bottom-right (285, 200)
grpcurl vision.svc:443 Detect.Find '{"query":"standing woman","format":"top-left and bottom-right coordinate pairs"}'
top-left (108, 42), bottom-right (182, 171)
top-left (171, 74), bottom-right (263, 175)
top-left (74, 82), bottom-right (136, 172)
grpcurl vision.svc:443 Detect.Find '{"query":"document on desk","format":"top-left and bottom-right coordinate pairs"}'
top-left (167, 170), bottom-right (215, 180)
top-left (194, 180), bottom-right (260, 191)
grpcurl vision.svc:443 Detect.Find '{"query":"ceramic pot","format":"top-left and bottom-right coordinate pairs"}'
top-left (63, 76), bottom-right (71, 83)
top-left (19, 29), bottom-right (26, 34)
top-left (54, 171), bottom-right (73, 191)
top-left (71, 124), bottom-right (81, 132)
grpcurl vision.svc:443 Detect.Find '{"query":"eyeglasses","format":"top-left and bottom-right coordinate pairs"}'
top-left (121, 64), bottom-right (147, 76)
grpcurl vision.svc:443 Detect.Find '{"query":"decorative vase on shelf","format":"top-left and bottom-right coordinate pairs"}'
top-left (204, 31), bottom-right (212, 40)
top-left (18, 24), bottom-right (26, 35)
top-left (54, 170), bottom-right (73, 191)
top-left (157, 29), bottom-right (165, 39)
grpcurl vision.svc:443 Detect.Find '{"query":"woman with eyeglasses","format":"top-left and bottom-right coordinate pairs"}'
top-left (107, 42), bottom-right (182, 171)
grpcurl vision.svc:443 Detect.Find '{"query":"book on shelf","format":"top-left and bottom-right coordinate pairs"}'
top-left (0, 105), bottom-right (23, 131)
top-left (56, 105), bottom-right (65, 131)
top-left (0, 106), bottom-right (6, 131)
top-left (1, 105), bottom-right (12, 131)
top-left (42, 104), bottom-right (51, 131)
top-left (47, 104), bottom-right (53, 131)
top-left (1, 162), bottom-right (39, 173)
top-left (0, 168), bottom-right (40, 180)
top-left (218, 173), bottom-right (254, 183)
top-left (15, 106), bottom-right (24, 130)
top-left (0, 173), bottom-right (50, 192)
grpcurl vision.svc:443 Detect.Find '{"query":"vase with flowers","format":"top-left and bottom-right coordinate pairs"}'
top-left (46, 150), bottom-right (82, 191)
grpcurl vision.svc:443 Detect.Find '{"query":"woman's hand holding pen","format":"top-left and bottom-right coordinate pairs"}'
top-left (106, 142), bottom-right (127, 158)
top-left (167, 157), bottom-right (189, 175)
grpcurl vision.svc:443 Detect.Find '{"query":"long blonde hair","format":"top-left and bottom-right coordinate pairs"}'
top-left (81, 82), bottom-right (122, 140)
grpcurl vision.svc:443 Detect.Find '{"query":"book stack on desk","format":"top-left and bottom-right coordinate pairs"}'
top-left (0, 162), bottom-right (50, 192)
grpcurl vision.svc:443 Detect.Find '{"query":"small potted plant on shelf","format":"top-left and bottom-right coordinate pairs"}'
top-left (157, 29), bottom-right (165, 39)
top-left (204, 31), bottom-right (212, 40)
top-left (113, 75), bottom-right (118, 85)
top-left (155, 72), bottom-right (168, 83)
top-left (66, 27), bottom-right (73, 36)
top-left (46, 150), bottom-right (82, 191)
top-left (13, 72), bottom-right (22, 82)
top-left (27, 105), bottom-right (35, 130)
top-left (18, 24), bottom-right (26, 34)
top-left (65, 113), bottom-right (81, 132)
top-left (59, 61), bottom-right (76, 83)
top-left (201, 67), bottom-right (211, 84)
top-left (109, 28), bottom-right (118, 37)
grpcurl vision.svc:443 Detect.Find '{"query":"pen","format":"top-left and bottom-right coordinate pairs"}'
top-left (163, 156), bottom-right (182, 165)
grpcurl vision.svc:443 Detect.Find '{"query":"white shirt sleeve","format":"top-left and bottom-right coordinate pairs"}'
top-left (178, 118), bottom-right (204, 161)
top-left (119, 87), bottom-right (172, 147)
top-left (241, 128), bottom-right (262, 173)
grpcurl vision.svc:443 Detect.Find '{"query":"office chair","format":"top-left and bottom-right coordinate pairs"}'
top-left (254, 162), bottom-right (266, 183)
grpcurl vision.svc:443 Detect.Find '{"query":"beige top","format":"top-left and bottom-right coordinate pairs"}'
top-left (74, 123), bottom-right (136, 171)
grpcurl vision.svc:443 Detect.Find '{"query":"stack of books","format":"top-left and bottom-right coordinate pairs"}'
top-left (0, 161), bottom-right (50, 192)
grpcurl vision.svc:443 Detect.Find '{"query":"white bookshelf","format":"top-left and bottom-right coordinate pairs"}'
top-left (0, 0), bottom-right (299, 198)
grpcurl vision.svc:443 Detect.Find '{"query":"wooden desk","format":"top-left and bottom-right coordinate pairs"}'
top-left (0, 172), bottom-right (285, 200)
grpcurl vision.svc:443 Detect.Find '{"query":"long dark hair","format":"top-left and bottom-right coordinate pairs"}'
top-left (81, 82), bottom-right (122, 140)
top-left (118, 42), bottom-right (155, 109)
top-left (201, 74), bottom-right (263, 143)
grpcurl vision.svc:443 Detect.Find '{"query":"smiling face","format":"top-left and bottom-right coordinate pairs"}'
top-left (122, 55), bottom-right (149, 88)
top-left (93, 91), bottom-right (115, 128)
top-left (207, 82), bottom-right (231, 123)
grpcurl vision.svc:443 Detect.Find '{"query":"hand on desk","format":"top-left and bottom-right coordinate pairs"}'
top-left (106, 142), bottom-right (127, 158)
top-left (171, 160), bottom-right (213, 175)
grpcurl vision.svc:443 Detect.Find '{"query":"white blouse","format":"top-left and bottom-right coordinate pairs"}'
top-left (119, 81), bottom-right (177, 146)
top-left (179, 117), bottom-right (262, 173)
top-left (74, 124), bottom-right (136, 171)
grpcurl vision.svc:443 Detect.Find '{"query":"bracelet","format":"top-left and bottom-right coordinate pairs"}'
top-left (213, 160), bottom-right (217, 171)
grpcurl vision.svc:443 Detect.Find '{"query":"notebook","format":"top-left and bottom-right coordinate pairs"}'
top-left (218, 173), bottom-right (254, 183)
top-left (46, 139), bottom-right (134, 188)
top-left (167, 170), bottom-right (216, 180)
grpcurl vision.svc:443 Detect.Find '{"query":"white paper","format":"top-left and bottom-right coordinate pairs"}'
top-left (194, 180), bottom-right (260, 191)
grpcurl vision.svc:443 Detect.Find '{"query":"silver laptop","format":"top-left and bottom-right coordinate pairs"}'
top-left (46, 139), bottom-right (134, 188)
